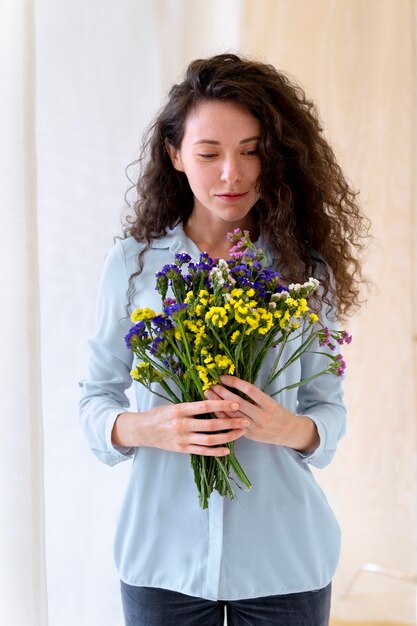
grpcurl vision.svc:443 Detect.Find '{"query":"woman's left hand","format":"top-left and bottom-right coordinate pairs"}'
top-left (204, 375), bottom-right (319, 453)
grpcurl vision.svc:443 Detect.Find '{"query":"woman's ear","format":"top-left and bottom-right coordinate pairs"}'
top-left (165, 138), bottom-right (184, 172)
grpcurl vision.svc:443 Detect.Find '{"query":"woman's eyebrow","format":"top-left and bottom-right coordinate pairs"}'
top-left (192, 136), bottom-right (260, 146)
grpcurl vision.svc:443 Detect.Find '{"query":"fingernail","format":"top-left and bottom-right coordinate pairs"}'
top-left (231, 402), bottom-right (239, 410)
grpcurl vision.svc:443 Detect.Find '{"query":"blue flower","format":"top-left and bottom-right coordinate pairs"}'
top-left (163, 302), bottom-right (188, 316)
top-left (124, 321), bottom-right (149, 349)
top-left (152, 315), bottom-right (174, 332)
top-left (253, 281), bottom-right (267, 297)
top-left (174, 253), bottom-right (192, 266)
top-left (150, 336), bottom-right (166, 355)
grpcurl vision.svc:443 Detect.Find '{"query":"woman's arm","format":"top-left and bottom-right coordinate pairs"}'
top-left (79, 240), bottom-right (248, 464)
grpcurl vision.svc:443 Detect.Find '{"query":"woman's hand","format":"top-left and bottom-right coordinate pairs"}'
top-left (111, 399), bottom-right (249, 456)
top-left (204, 375), bottom-right (319, 454)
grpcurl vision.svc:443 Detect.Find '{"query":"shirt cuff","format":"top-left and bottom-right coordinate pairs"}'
top-left (295, 414), bottom-right (326, 465)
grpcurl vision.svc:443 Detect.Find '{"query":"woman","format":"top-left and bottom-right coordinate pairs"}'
top-left (79, 53), bottom-right (369, 625)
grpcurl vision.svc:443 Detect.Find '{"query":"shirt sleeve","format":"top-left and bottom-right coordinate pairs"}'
top-left (79, 241), bottom-right (135, 466)
top-left (295, 290), bottom-right (347, 470)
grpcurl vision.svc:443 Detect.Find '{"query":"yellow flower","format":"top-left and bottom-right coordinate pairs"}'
top-left (131, 362), bottom-right (149, 377)
top-left (205, 306), bottom-right (229, 328)
top-left (258, 310), bottom-right (274, 335)
top-left (131, 307), bottom-right (156, 322)
top-left (309, 313), bottom-right (319, 323)
top-left (231, 330), bottom-right (241, 343)
top-left (196, 363), bottom-right (214, 391)
top-left (130, 362), bottom-right (164, 384)
top-left (294, 298), bottom-right (309, 318)
top-left (279, 311), bottom-right (291, 330)
top-left (214, 355), bottom-right (235, 374)
top-left (184, 320), bottom-right (202, 334)
top-left (285, 297), bottom-right (297, 308)
top-left (198, 289), bottom-right (210, 306)
top-left (244, 310), bottom-right (261, 333)
top-left (298, 298), bottom-right (309, 312)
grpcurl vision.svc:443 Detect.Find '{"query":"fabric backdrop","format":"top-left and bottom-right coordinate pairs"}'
top-left (2, 1), bottom-right (415, 624)
top-left (0, 0), bottom-right (48, 624)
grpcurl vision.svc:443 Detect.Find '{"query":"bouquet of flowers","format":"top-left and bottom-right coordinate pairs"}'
top-left (124, 229), bottom-right (351, 508)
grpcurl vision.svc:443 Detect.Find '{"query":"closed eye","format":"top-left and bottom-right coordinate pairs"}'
top-left (197, 153), bottom-right (217, 159)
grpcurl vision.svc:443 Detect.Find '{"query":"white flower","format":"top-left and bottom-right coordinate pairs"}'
top-left (271, 290), bottom-right (290, 301)
top-left (307, 277), bottom-right (320, 289)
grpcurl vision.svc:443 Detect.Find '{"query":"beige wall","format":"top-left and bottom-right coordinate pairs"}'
top-left (241, 0), bottom-right (417, 622)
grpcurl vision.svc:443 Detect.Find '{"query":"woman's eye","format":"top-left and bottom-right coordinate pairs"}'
top-left (197, 153), bottom-right (217, 159)
top-left (243, 149), bottom-right (259, 157)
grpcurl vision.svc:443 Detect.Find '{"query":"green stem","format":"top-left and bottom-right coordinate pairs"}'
top-left (262, 330), bottom-right (317, 392)
top-left (227, 445), bottom-right (252, 490)
top-left (269, 368), bottom-right (330, 396)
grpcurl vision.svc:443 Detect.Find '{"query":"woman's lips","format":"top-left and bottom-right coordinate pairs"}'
top-left (215, 192), bottom-right (247, 202)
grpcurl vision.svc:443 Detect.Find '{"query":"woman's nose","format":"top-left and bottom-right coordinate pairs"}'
top-left (220, 158), bottom-right (241, 184)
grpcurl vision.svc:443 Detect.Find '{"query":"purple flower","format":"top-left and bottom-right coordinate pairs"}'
top-left (340, 331), bottom-right (352, 345)
top-left (163, 302), bottom-right (188, 316)
top-left (150, 336), bottom-right (166, 355)
top-left (152, 315), bottom-right (174, 332)
top-left (163, 298), bottom-right (176, 307)
top-left (231, 265), bottom-right (251, 278)
top-left (253, 281), bottom-right (266, 297)
top-left (124, 321), bottom-right (149, 349)
top-left (335, 354), bottom-right (346, 375)
top-left (174, 253), bottom-right (192, 266)
top-left (162, 357), bottom-right (181, 376)
top-left (230, 250), bottom-right (244, 260)
top-left (236, 276), bottom-right (252, 288)
top-left (318, 327), bottom-right (331, 347)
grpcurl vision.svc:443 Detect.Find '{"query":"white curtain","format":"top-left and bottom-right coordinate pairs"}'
top-left (0, 0), bottom-right (48, 625)
top-left (36, 2), bottom-right (241, 625)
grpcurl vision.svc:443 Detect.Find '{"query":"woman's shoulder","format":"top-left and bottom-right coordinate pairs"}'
top-left (113, 223), bottom-right (185, 259)
top-left (113, 235), bottom-right (144, 259)
top-left (106, 224), bottom-right (185, 276)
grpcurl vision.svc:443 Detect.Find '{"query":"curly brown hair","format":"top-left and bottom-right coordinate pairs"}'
top-left (122, 53), bottom-right (370, 319)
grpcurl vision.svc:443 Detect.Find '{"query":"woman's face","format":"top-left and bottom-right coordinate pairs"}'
top-left (168, 100), bottom-right (261, 228)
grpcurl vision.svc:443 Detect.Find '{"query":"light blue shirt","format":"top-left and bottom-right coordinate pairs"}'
top-left (79, 222), bottom-right (346, 601)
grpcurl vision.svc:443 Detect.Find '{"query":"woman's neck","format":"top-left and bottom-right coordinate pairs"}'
top-left (183, 213), bottom-right (259, 259)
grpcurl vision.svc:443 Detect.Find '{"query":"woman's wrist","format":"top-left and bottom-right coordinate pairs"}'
top-left (111, 411), bottom-right (142, 448)
top-left (281, 411), bottom-right (319, 454)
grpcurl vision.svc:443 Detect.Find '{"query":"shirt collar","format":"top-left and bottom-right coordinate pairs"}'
top-left (149, 220), bottom-right (274, 266)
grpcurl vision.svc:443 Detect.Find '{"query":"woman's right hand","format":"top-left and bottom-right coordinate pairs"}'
top-left (111, 399), bottom-right (248, 456)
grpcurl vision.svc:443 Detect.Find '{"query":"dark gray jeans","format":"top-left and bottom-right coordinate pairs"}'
top-left (120, 581), bottom-right (331, 626)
